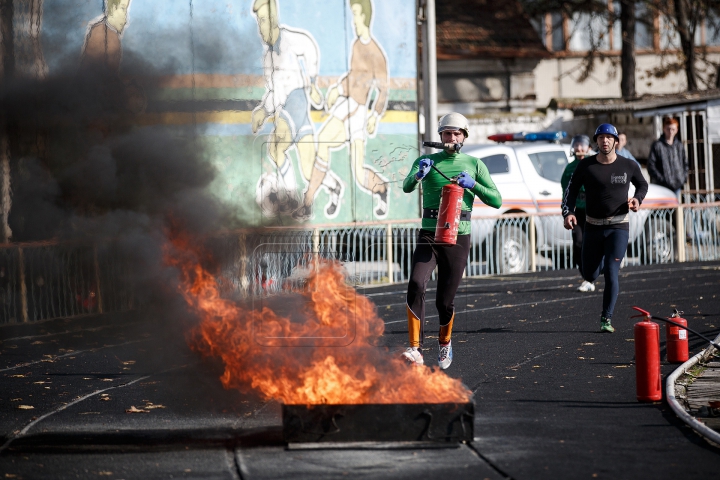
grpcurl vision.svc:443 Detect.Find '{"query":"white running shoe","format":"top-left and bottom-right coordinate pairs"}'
top-left (577, 281), bottom-right (595, 292)
top-left (438, 341), bottom-right (453, 370)
top-left (402, 347), bottom-right (424, 366)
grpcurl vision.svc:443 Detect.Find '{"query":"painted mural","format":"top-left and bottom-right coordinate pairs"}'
top-left (39, 0), bottom-right (418, 225)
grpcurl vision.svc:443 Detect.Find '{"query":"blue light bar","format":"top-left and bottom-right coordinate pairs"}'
top-left (523, 131), bottom-right (567, 142)
top-left (488, 131), bottom-right (567, 143)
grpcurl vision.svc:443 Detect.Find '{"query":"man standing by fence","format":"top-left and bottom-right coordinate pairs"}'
top-left (401, 113), bottom-right (502, 369)
top-left (562, 124), bottom-right (648, 333)
top-left (647, 117), bottom-right (688, 198)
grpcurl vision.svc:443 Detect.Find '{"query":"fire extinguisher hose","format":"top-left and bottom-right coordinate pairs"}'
top-left (650, 316), bottom-right (720, 350)
top-left (430, 165), bottom-right (455, 183)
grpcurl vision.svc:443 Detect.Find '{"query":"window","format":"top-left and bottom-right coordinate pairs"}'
top-left (538, 2), bottom-right (720, 53)
top-left (527, 152), bottom-right (568, 183)
top-left (706, 12), bottom-right (720, 46)
top-left (612, 1), bottom-right (621, 50)
top-left (659, 15), bottom-right (680, 50)
top-left (635, 2), bottom-right (655, 49)
top-left (551, 13), bottom-right (565, 51)
top-left (482, 154), bottom-right (510, 174)
top-left (568, 12), bottom-right (610, 51)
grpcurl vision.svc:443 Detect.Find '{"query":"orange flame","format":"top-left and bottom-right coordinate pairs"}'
top-left (165, 232), bottom-right (471, 405)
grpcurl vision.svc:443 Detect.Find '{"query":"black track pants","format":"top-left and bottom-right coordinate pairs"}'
top-left (406, 230), bottom-right (470, 328)
top-left (571, 209), bottom-right (586, 274)
top-left (581, 225), bottom-right (630, 319)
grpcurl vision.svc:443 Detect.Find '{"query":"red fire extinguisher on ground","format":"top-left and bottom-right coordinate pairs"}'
top-left (666, 309), bottom-right (689, 363)
top-left (632, 307), bottom-right (662, 402)
top-left (434, 182), bottom-right (464, 244)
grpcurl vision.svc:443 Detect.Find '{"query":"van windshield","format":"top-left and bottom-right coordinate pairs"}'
top-left (527, 151), bottom-right (569, 182)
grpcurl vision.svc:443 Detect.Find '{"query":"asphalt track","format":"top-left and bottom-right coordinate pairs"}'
top-left (1, 261), bottom-right (719, 479)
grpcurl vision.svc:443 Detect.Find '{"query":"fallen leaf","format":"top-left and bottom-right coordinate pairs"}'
top-left (10, 398), bottom-right (21, 401)
top-left (31, 341), bottom-right (44, 345)
top-left (33, 381), bottom-right (48, 385)
top-left (121, 361), bottom-right (136, 365)
top-left (98, 471), bottom-right (113, 476)
top-left (532, 365), bottom-right (541, 368)
top-left (613, 365), bottom-right (630, 368)
top-left (17, 405), bottom-right (34, 410)
top-left (10, 374), bottom-right (26, 378)
top-left (504, 376), bottom-right (516, 379)
top-left (144, 403), bottom-right (165, 410)
top-left (100, 397), bottom-right (110, 401)
top-left (582, 343), bottom-right (596, 346)
top-left (101, 379), bottom-right (114, 382)
top-left (125, 406), bottom-right (149, 413)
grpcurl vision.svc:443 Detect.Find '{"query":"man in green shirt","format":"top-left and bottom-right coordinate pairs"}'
top-left (561, 135), bottom-right (594, 292)
top-left (402, 113), bottom-right (502, 369)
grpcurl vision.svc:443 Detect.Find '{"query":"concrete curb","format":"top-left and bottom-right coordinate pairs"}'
top-left (665, 333), bottom-right (720, 447)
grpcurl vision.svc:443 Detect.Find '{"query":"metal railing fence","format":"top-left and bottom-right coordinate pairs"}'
top-left (2, 203), bottom-right (720, 324)
top-left (0, 241), bottom-right (135, 324)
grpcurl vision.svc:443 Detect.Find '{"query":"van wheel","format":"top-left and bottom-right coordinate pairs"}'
top-left (643, 218), bottom-right (674, 263)
top-left (494, 225), bottom-right (529, 274)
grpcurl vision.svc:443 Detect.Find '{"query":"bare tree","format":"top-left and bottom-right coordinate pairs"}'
top-left (620, 0), bottom-right (636, 98)
top-left (648, 0), bottom-right (720, 91)
top-left (672, 0), bottom-right (698, 90)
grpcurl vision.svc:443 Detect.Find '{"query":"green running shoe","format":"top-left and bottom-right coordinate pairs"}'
top-left (600, 317), bottom-right (615, 333)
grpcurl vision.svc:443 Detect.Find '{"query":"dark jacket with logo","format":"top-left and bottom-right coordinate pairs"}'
top-left (647, 134), bottom-right (688, 192)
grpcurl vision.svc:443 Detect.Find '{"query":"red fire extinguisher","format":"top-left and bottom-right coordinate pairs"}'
top-left (434, 182), bottom-right (464, 245)
top-left (632, 307), bottom-right (662, 402)
top-left (666, 309), bottom-right (689, 363)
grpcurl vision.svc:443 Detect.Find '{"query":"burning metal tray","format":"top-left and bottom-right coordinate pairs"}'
top-left (282, 402), bottom-right (474, 444)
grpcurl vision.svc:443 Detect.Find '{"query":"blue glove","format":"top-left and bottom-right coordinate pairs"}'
top-left (456, 171), bottom-right (476, 189)
top-left (415, 158), bottom-right (434, 180)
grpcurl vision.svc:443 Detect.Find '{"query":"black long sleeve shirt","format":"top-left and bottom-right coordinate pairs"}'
top-left (562, 154), bottom-right (648, 230)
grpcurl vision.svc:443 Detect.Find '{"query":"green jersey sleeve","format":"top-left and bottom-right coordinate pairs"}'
top-left (403, 157), bottom-right (422, 193)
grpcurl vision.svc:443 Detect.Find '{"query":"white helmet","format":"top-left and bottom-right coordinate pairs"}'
top-left (438, 112), bottom-right (469, 138)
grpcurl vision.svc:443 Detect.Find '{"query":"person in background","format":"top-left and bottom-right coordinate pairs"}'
top-left (616, 132), bottom-right (638, 164)
top-left (647, 117), bottom-right (688, 198)
top-left (561, 135), bottom-right (594, 292)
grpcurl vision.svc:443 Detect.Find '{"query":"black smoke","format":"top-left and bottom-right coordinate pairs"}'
top-left (0, 51), bottom-right (245, 323)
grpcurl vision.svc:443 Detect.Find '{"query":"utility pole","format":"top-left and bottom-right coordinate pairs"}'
top-left (420, 0), bottom-right (437, 154)
top-left (0, 0), bottom-right (14, 243)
